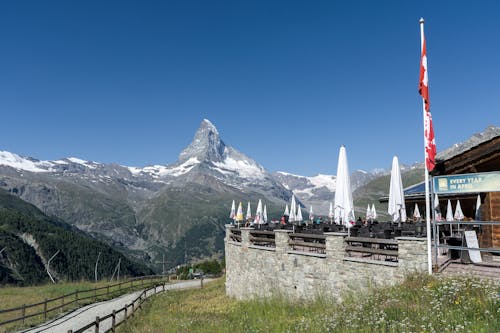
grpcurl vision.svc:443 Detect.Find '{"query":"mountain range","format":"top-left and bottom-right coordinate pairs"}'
top-left (0, 120), bottom-right (498, 272)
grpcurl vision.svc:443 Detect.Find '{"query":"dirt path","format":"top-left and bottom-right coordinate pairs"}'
top-left (20, 279), bottom-right (210, 333)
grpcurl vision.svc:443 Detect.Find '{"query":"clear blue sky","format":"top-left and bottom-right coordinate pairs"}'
top-left (1, 1), bottom-right (499, 175)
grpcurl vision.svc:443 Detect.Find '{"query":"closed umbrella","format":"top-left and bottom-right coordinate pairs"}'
top-left (371, 204), bottom-right (377, 221)
top-left (454, 200), bottom-right (465, 235)
top-left (254, 199), bottom-right (263, 225)
top-left (289, 194), bottom-right (297, 223)
top-left (413, 203), bottom-right (421, 221)
top-left (388, 156), bottom-right (407, 226)
top-left (446, 199), bottom-right (454, 235)
top-left (454, 200), bottom-right (464, 221)
top-left (434, 193), bottom-right (442, 221)
top-left (296, 205), bottom-right (303, 224)
top-left (246, 202), bottom-right (252, 221)
top-left (334, 146), bottom-right (355, 229)
top-left (475, 195), bottom-right (482, 221)
top-left (263, 205), bottom-right (268, 224)
top-left (366, 204), bottom-right (372, 221)
top-left (328, 201), bottom-right (334, 224)
top-left (309, 206), bottom-right (314, 224)
top-left (284, 204), bottom-right (290, 217)
top-left (229, 200), bottom-right (236, 222)
top-left (236, 202), bottom-right (244, 226)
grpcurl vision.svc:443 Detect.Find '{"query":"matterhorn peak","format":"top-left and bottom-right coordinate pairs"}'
top-left (178, 119), bottom-right (226, 163)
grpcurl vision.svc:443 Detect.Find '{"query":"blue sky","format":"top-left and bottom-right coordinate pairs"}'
top-left (1, 1), bottom-right (499, 176)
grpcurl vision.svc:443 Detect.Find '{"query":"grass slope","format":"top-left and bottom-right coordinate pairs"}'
top-left (118, 274), bottom-right (499, 333)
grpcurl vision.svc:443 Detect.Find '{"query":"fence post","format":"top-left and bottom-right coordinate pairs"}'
top-left (44, 298), bottom-right (48, 320)
top-left (111, 310), bottom-right (116, 331)
top-left (95, 316), bottom-right (100, 333)
top-left (124, 305), bottom-right (128, 319)
top-left (201, 277), bottom-right (204, 289)
top-left (131, 302), bottom-right (135, 316)
top-left (22, 304), bottom-right (26, 324)
top-left (75, 290), bottom-right (78, 306)
top-left (94, 287), bottom-right (97, 302)
top-left (61, 295), bottom-right (65, 312)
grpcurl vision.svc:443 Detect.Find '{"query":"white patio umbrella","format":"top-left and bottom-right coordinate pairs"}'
top-left (366, 204), bottom-right (371, 221)
top-left (296, 205), bottom-right (303, 224)
top-left (454, 200), bottom-right (464, 221)
top-left (371, 204), bottom-right (377, 221)
top-left (334, 146), bottom-right (355, 229)
top-left (246, 202), bottom-right (252, 221)
top-left (284, 204), bottom-right (290, 217)
top-left (254, 199), bottom-right (263, 225)
top-left (235, 202), bottom-right (244, 225)
top-left (328, 201), bottom-right (334, 224)
top-left (434, 193), bottom-right (442, 221)
top-left (413, 203), bottom-right (421, 221)
top-left (229, 200), bottom-right (236, 220)
top-left (475, 194), bottom-right (482, 221)
top-left (263, 205), bottom-right (268, 223)
top-left (289, 195), bottom-right (297, 223)
top-left (454, 200), bottom-right (465, 234)
top-left (309, 206), bottom-right (314, 223)
top-left (446, 199), bottom-right (454, 235)
top-left (388, 156), bottom-right (407, 226)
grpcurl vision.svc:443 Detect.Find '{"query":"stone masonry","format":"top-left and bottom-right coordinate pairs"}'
top-left (225, 225), bottom-right (428, 301)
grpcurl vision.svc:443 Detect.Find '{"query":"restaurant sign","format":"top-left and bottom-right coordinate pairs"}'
top-left (433, 171), bottom-right (500, 194)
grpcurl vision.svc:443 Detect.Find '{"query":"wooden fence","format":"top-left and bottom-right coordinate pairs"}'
top-left (70, 279), bottom-right (206, 333)
top-left (0, 275), bottom-right (168, 331)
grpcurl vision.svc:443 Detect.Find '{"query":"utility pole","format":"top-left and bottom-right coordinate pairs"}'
top-left (47, 250), bottom-right (60, 284)
top-left (94, 252), bottom-right (101, 282)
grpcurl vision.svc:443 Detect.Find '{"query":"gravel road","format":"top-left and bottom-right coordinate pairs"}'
top-left (20, 279), bottom-right (210, 333)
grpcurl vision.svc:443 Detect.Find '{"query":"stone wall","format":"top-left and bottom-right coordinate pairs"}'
top-left (225, 226), bottom-right (428, 301)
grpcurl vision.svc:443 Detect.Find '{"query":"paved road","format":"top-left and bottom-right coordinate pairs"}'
top-left (20, 279), bottom-right (210, 333)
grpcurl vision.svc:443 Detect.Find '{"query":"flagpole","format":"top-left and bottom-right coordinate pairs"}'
top-left (420, 17), bottom-right (433, 274)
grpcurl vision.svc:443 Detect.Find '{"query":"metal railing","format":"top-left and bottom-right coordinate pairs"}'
top-left (433, 221), bottom-right (500, 265)
top-left (0, 275), bottom-right (168, 331)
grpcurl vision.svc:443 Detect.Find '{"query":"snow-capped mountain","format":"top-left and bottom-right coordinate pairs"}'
top-left (0, 119), bottom-right (292, 268)
top-left (273, 170), bottom-right (381, 214)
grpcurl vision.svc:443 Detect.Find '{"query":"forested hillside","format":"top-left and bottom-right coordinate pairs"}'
top-left (0, 189), bottom-right (152, 285)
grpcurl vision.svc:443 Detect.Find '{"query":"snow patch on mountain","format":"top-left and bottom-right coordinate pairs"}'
top-left (0, 151), bottom-right (51, 172)
top-left (308, 174), bottom-right (336, 192)
top-left (212, 156), bottom-right (265, 180)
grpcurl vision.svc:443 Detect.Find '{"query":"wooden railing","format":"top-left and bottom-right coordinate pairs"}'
top-left (345, 237), bottom-right (398, 261)
top-left (289, 233), bottom-right (326, 254)
top-left (70, 279), bottom-right (207, 333)
top-left (249, 230), bottom-right (275, 248)
top-left (0, 275), bottom-right (168, 331)
top-left (229, 228), bottom-right (241, 242)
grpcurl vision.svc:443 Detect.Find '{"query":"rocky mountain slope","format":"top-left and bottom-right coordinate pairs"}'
top-left (0, 120), bottom-right (292, 269)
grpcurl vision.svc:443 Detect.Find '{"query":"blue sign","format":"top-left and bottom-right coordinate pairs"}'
top-left (433, 171), bottom-right (500, 194)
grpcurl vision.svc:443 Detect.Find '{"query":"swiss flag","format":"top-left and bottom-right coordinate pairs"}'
top-left (419, 37), bottom-right (436, 171)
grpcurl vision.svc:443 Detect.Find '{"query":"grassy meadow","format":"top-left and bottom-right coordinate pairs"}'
top-left (118, 274), bottom-right (499, 333)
